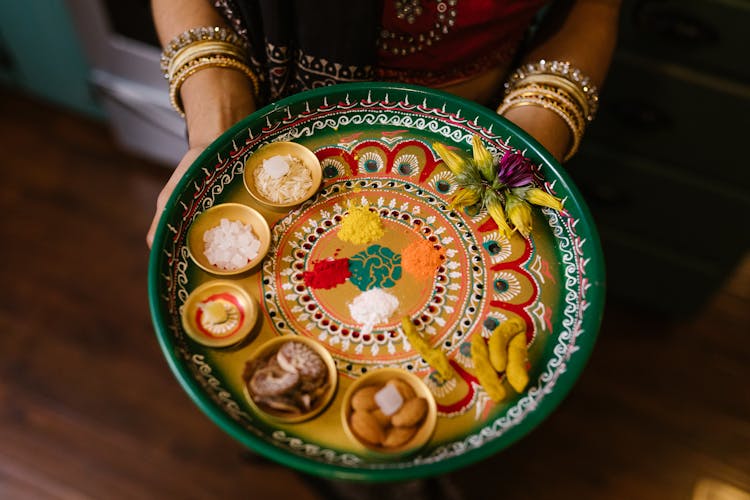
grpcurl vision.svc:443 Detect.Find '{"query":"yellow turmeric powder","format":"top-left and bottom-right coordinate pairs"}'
top-left (337, 202), bottom-right (384, 245)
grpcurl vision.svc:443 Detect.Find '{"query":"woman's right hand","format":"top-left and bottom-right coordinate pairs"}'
top-left (146, 67), bottom-right (257, 248)
top-left (146, 146), bottom-right (206, 248)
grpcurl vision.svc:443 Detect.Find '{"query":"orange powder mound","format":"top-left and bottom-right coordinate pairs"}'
top-left (402, 239), bottom-right (444, 279)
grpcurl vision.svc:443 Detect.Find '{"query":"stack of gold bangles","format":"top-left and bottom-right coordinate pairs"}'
top-left (161, 26), bottom-right (259, 117)
top-left (497, 60), bottom-right (599, 162)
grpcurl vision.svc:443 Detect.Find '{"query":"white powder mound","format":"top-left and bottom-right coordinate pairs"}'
top-left (262, 154), bottom-right (291, 179)
top-left (202, 218), bottom-right (261, 270)
top-left (348, 288), bottom-right (400, 335)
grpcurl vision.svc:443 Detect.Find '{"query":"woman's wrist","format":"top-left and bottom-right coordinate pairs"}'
top-left (181, 66), bottom-right (257, 148)
top-left (501, 105), bottom-right (571, 162)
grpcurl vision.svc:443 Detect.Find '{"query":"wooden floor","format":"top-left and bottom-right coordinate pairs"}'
top-left (1, 89), bottom-right (748, 500)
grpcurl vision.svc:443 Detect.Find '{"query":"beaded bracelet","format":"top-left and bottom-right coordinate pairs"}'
top-left (504, 60), bottom-right (599, 121)
top-left (169, 56), bottom-right (260, 117)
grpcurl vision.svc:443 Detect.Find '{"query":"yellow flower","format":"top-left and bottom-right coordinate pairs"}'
top-left (486, 198), bottom-right (513, 238)
top-left (432, 142), bottom-right (467, 175)
top-left (525, 187), bottom-right (563, 211)
top-left (471, 135), bottom-right (494, 181)
top-left (506, 194), bottom-right (533, 237)
top-left (449, 187), bottom-right (481, 209)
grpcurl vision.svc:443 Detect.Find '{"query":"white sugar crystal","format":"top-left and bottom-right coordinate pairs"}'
top-left (374, 383), bottom-right (404, 416)
top-left (262, 154), bottom-right (291, 179)
top-left (202, 218), bottom-right (261, 270)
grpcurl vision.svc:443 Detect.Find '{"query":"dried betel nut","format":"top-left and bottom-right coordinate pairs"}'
top-left (350, 410), bottom-right (386, 446)
top-left (391, 397), bottom-right (428, 427)
top-left (382, 426), bottom-right (417, 448)
top-left (351, 385), bottom-right (380, 412)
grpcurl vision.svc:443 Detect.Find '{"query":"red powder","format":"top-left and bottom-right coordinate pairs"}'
top-left (303, 258), bottom-right (351, 289)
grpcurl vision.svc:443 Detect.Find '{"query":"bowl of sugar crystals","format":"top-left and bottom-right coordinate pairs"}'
top-left (186, 203), bottom-right (271, 276)
top-left (243, 141), bottom-right (322, 209)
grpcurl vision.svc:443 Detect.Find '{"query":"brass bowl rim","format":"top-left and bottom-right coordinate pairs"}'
top-left (186, 202), bottom-right (271, 276)
top-left (242, 335), bottom-right (339, 424)
top-left (340, 367), bottom-right (438, 457)
top-left (242, 141), bottom-right (323, 209)
top-left (180, 280), bottom-right (258, 348)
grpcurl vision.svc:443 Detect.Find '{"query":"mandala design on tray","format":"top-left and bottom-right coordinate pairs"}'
top-left (155, 90), bottom-right (597, 470)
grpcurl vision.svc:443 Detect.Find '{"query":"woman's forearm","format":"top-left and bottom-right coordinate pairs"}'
top-left (522, 0), bottom-right (622, 86)
top-left (151, 0), bottom-right (226, 46)
top-left (151, 0), bottom-right (256, 147)
top-left (502, 0), bottom-right (622, 161)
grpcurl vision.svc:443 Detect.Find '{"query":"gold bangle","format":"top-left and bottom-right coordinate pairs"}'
top-left (504, 59), bottom-right (599, 121)
top-left (167, 40), bottom-right (247, 80)
top-left (169, 56), bottom-right (260, 116)
top-left (513, 74), bottom-right (591, 119)
top-left (504, 85), bottom-right (586, 132)
top-left (160, 26), bottom-right (246, 75)
top-left (497, 96), bottom-right (583, 162)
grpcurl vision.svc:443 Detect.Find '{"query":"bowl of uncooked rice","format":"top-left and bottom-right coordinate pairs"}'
top-left (243, 141), bottom-right (322, 208)
top-left (186, 203), bottom-right (271, 275)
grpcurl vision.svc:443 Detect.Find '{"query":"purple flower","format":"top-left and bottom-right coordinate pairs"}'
top-left (496, 151), bottom-right (534, 188)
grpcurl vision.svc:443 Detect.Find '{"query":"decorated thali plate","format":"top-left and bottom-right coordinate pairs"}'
top-left (148, 82), bottom-right (605, 482)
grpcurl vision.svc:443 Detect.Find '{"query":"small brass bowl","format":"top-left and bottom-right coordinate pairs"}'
top-left (186, 203), bottom-right (271, 276)
top-left (243, 141), bottom-right (322, 209)
top-left (241, 336), bottom-right (338, 424)
top-left (181, 280), bottom-right (258, 348)
top-left (341, 367), bottom-right (437, 457)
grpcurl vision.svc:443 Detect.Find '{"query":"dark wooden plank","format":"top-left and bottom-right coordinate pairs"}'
top-left (0, 88), bottom-right (748, 499)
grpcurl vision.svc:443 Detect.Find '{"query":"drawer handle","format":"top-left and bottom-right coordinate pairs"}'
top-left (634, 1), bottom-right (718, 46)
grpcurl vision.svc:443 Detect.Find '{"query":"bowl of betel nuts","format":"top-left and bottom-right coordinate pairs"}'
top-left (341, 367), bottom-right (437, 457)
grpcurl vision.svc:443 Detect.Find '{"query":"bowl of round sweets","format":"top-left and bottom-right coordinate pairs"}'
top-left (186, 203), bottom-right (271, 276)
top-left (341, 368), bottom-right (437, 457)
top-left (243, 141), bottom-right (322, 209)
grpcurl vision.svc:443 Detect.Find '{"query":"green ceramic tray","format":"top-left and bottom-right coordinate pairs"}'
top-left (148, 82), bottom-right (605, 482)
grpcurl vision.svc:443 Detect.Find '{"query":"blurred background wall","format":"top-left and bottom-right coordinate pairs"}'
top-left (2, 0), bottom-right (748, 315)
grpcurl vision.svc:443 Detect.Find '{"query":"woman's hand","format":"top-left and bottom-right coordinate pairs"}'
top-left (146, 68), bottom-right (256, 248)
top-left (146, 146), bottom-right (205, 248)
